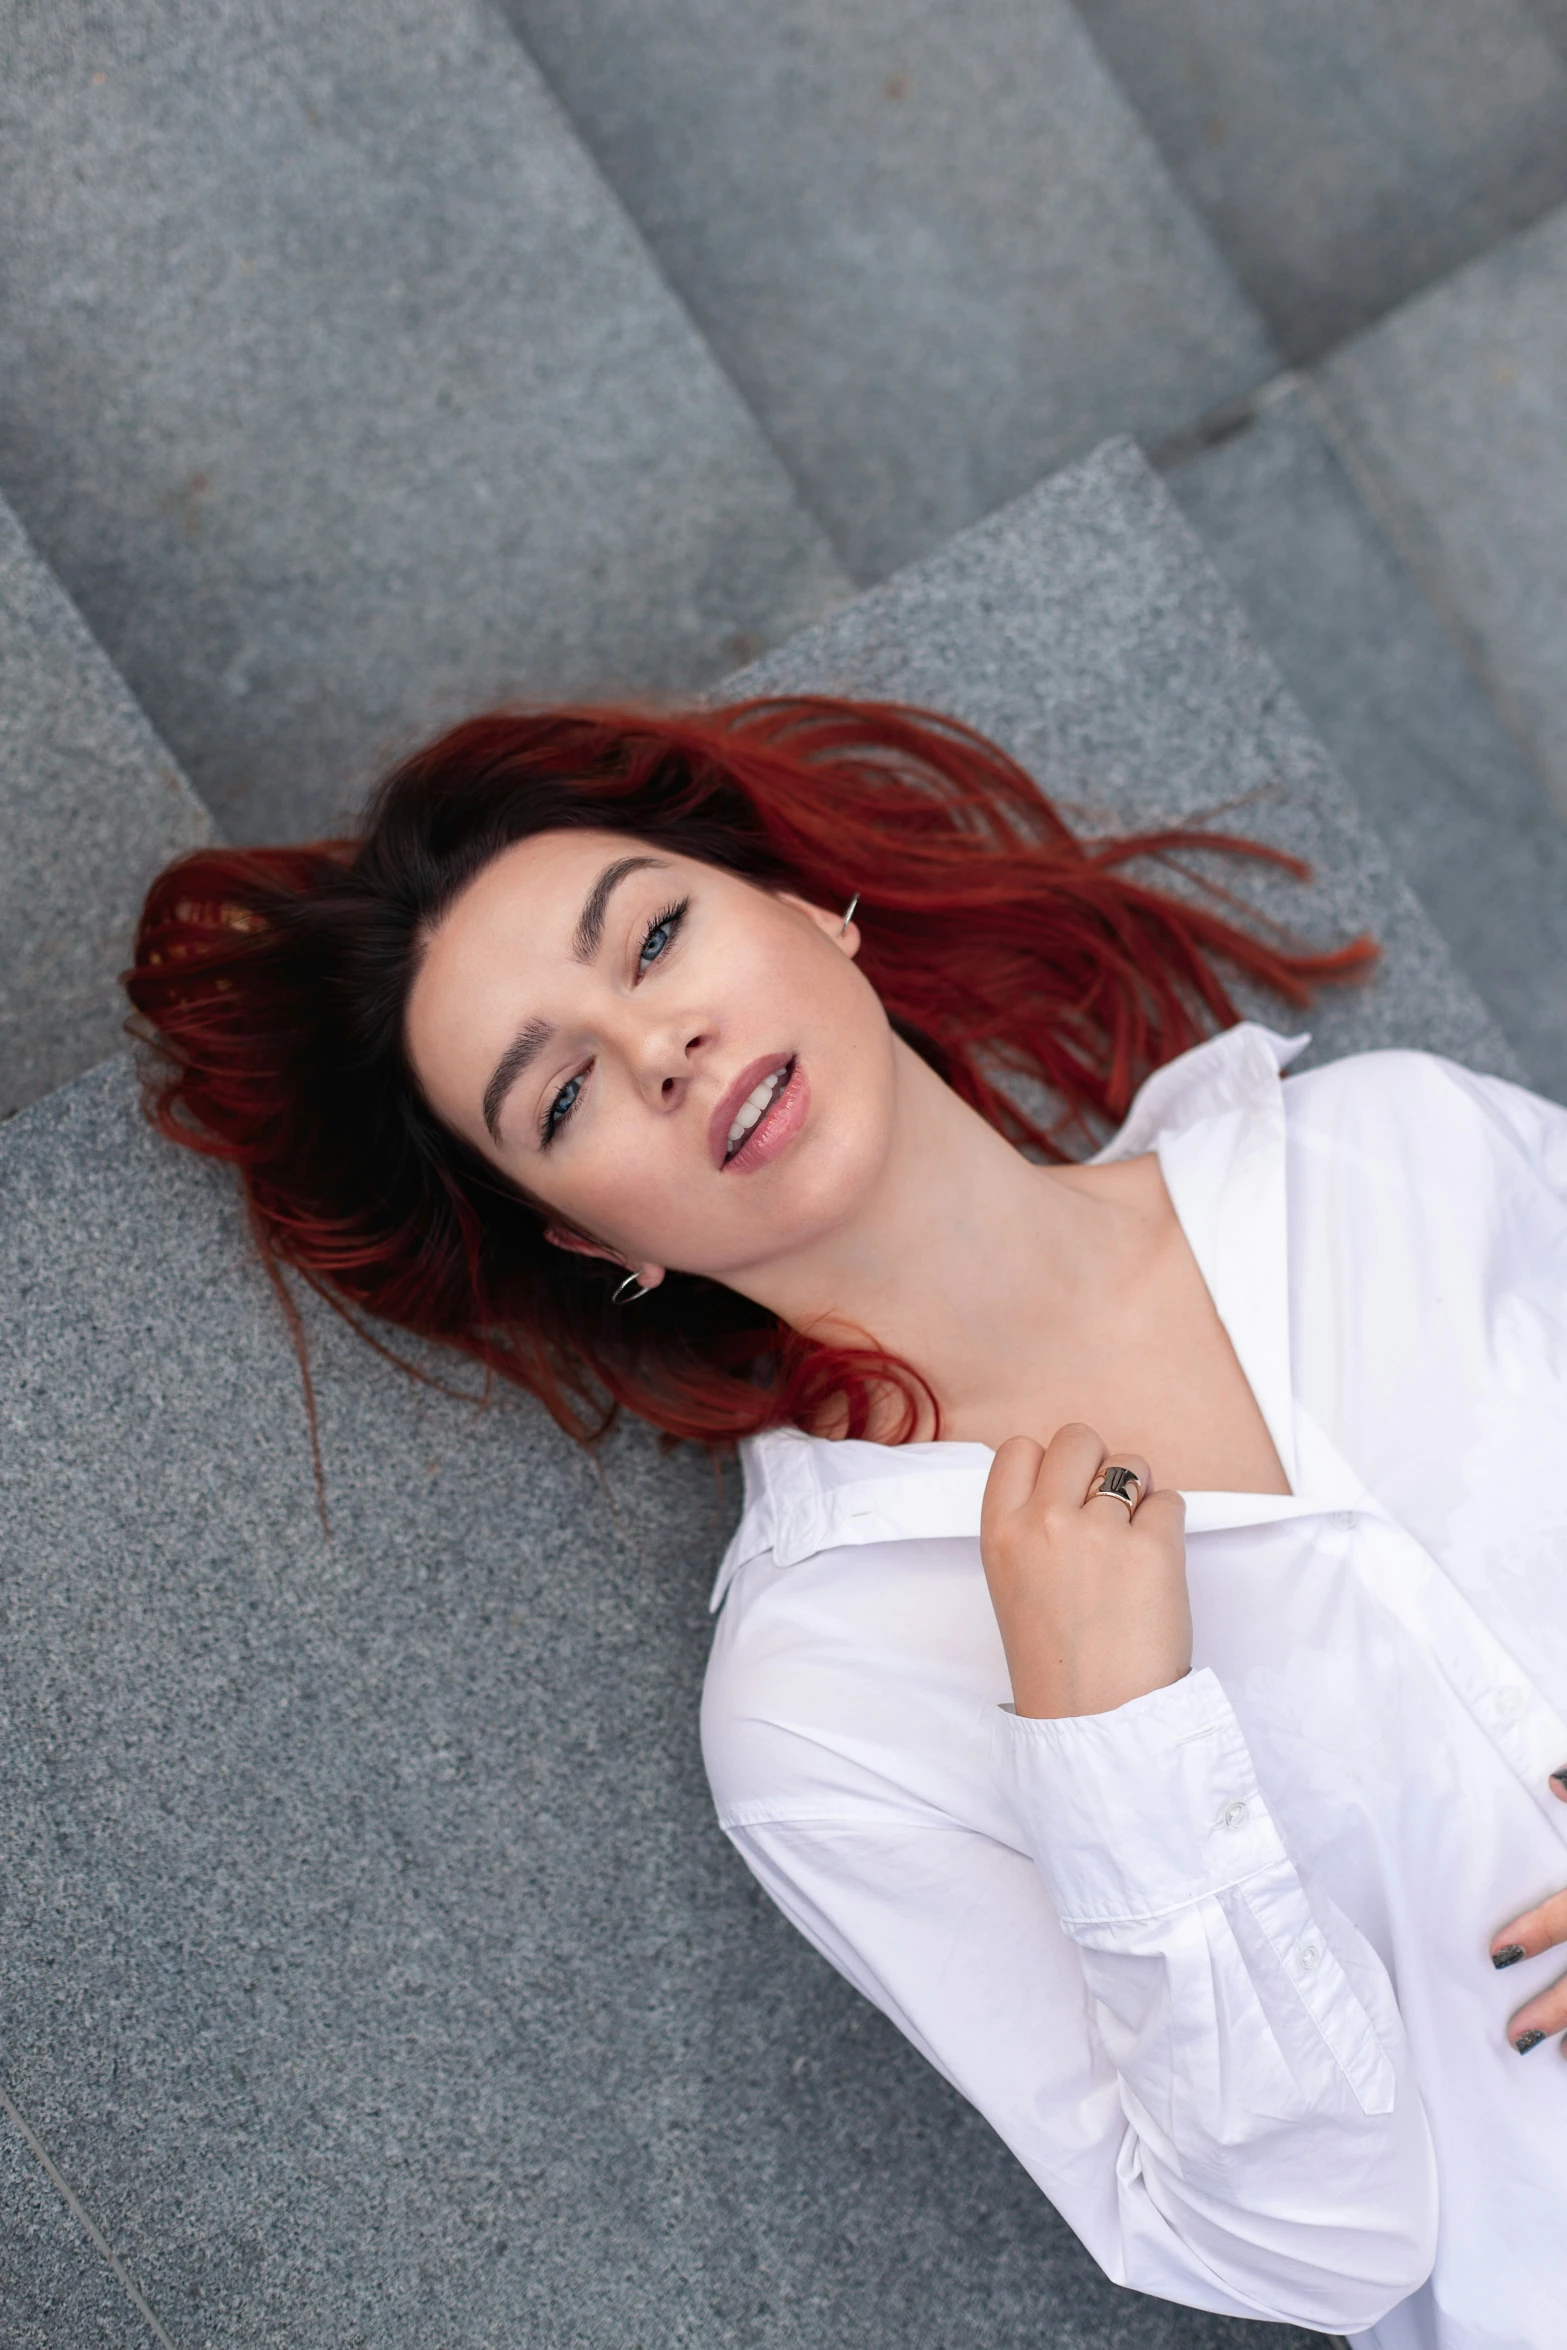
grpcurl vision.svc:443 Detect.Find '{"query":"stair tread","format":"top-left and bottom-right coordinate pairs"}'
top-left (1163, 381), bottom-right (1567, 1100)
top-left (0, 2110), bottom-right (160, 2350)
top-left (0, 443), bottom-right (1498, 2348)
top-left (500, 0), bottom-right (1276, 582)
top-left (0, 0), bottom-right (847, 844)
top-left (0, 491), bottom-right (210, 1119)
top-left (1318, 200), bottom-right (1567, 835)
top-left (1073, 0), bottom-right (1567, 359)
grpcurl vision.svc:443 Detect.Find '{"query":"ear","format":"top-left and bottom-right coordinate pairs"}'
top-left (542, 1226), bottom-right (666, 1291)
top-left (776, 889), bottom-right (861, 958)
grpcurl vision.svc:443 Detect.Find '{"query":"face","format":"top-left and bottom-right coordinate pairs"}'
top-left (403, 828), bottom-right (900, 1292)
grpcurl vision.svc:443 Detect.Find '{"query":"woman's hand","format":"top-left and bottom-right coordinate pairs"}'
top-left (980, 1421), bottom-right (1190, 1720)
top-left (1490, 1773), bottom-right (1567, 2055)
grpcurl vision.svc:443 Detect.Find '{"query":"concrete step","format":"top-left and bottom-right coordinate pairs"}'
top-left (0, 440), bottom-right (1501, 2348)
top-left (1315, 200), bottom-right (1567, 842)
top-left (0, 2103), bottom-right (163, 2350)
top-left (0, 490), bottom-right (211, 1121)
top-left (0, 0), bottom-right (847, 844)
top-left (1072, 0), bottom-right (1567, 359)
top-left (499, 0), bottom-right (1277, 582)
top-left (1160, 378), bottom-right (1567, 1100)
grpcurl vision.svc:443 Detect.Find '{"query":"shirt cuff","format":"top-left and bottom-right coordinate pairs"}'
top-left (992, 1666), bottom-right (1289, 1928)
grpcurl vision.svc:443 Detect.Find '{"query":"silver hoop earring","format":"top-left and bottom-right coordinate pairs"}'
top-left (839, 892), bottom-right (860, 935)
top-left (612, 1272), bottom-right (654, 1305)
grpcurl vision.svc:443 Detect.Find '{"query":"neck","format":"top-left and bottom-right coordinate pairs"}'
top-left (731, 1038), bottom-right (1111, 1437)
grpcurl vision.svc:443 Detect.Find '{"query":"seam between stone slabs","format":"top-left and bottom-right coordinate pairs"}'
top-left (1300, 369), bottom-right (1558, 804)
top-left (1153, 358), bottom-right (1564, 822)
top-left (488, 2), bottom-right (861, 585)
top-left (0, 2077), bottom-right (177, 2349)
top-left (1146, 366), bottom-right (1308, 471)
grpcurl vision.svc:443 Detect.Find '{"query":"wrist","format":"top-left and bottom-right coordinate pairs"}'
top-left (1008, 1659), bottom-right (1192, 1721)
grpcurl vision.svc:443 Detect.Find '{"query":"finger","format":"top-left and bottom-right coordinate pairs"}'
top-left (1504, 1967), bottom-right (1567, 2054)
top-left (1127, 1484), bottom-right (1186, 1541)
top-left (1550, 1766), bottom-right (1567, 1803)
top-left (1490, 1885), bottom-right (1567, 1968)
top-left (1034, 1423), bottom-right (1108, 1509)
top-left (1085, 1450), bottom-right (1153, 1517)
top-left (982, 1435), bottom-right (1046, 1529)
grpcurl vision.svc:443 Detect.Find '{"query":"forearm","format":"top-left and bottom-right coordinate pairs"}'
top-left (724, 1774), bottom-right (1436, 2334)
top-left (994, 1667), bottom-right (1439, 2328)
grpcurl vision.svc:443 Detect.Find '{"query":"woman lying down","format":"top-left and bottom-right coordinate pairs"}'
top-left (130, 698), bottom-right (1567, 2350)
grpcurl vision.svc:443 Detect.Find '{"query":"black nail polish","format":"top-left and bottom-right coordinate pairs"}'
top-left (1514, 2029), bottom-right (1546, 2054)
top-left (1492, 1944), bottom-right (1526, 1969)
top-left (1551, 1767), bottom-right (1567, 1791)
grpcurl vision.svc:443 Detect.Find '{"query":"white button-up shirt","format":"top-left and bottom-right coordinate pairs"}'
top-left (701, 1024), bottom-right (1567, 2350)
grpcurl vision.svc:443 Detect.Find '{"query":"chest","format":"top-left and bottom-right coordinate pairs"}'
top-left (955, 1230), bottom-right (1291, 1495)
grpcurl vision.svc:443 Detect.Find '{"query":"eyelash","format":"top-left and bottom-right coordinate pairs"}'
top-left (538, 897), bottom-right (690, 1146)
top-left (638, 898), bottom-right (688, 971)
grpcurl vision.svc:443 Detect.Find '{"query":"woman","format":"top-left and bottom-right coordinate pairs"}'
top-left (130, 700), bottom-right (1567, 2350)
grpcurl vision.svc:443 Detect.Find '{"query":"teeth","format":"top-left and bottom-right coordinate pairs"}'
top-left (726, 1064), bottom-right (789, 1155)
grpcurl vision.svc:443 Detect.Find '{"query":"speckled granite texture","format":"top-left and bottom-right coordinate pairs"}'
top-left (0, 493), bottom-right (210, 1119)
top-left (0, 2100), bottom-right (163, 2349)
top-left (500, 0), bottom-right (1276, 581)
top-left (1321, 200), bottom-right (1567, 828)
top-left (0, 0), bottom-right (847, 843)
top-left (1162, 382), bottom-right (1567, 1098)
top-left (1073, 0), bottom-right (1567, 356)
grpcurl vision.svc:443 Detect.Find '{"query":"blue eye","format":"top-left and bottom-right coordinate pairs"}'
top-left (542, 1070), bottom-right (584, 1144)
top-left (639, 898), bottom-right (688, 970)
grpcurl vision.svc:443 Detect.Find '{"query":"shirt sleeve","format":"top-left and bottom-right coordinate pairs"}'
top-left (717, 1664), bottom-right (1437, 2335)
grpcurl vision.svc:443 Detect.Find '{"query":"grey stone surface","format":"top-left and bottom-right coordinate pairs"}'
top-left (731, 439), bottom-right (1517, 1083)
top-left (0, 494), bottom-right (211, 1121)
top-left (0, 2103), bottom-right (163, 2349)
top-left (0, 0), bottom-right (847, 845)
top-left (0, 447), bottom-right (1396, 2346)
top-left (500, 0), bottom-right (1277, 582)
top-left (1534, 0), bottom-right (1567, 52)
top-left (1072, 0), bottom-right (1567, 359)
top-left (0, 1059), bottom-right (1321, 2350)
top-left (1162, 381), bottom-right (1567, 1100)
top-left (1318, 201), bottom-right (1567, 833)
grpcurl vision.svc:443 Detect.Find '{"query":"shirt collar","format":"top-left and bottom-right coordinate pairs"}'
top-left (712, 1021), bottom-right (1332, 1611)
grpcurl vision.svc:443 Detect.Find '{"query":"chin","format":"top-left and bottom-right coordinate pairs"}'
top-left (752, 1117), bottom-right (891, 1260)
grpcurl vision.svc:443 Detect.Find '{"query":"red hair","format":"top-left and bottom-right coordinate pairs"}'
top-left (127, 698), bottom-right (1372, 1451)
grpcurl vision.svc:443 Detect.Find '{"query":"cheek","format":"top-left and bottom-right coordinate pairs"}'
top-left (525, 1098), bottom-right (697, 1254)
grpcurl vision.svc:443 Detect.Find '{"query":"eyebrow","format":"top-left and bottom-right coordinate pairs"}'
top-left (482, 1016), bottom-right (554, 1142)
top-left (572, 853), bottom-right (665, 963)
top-left (480, 854), bottom-right (668, 1143)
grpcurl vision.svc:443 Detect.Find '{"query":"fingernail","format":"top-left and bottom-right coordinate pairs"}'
top-left (1492, 1944), bottom-right (1526, 1969)
top-left (1514, 2030), bottom-right (1546, 2054)
top-left (1550, 1767), bottom-right (1567, 1792)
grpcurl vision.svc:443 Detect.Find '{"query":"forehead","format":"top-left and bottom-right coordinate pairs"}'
top-left (415, 825), bottom-right (678, 1004)
top-left (429, 825), bottom-right (653, 953)
top-left (407, 826), bottom-right (649, 1047)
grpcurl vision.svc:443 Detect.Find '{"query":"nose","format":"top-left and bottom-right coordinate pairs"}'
top-left (630, 1008), bottom-right (715, 1106)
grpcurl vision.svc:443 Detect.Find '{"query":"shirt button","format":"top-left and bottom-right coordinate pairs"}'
top-left (1497, 1687), bottom-right (1526, 1721)
top-left (1297, 1937), bottom-right (1323, 1974)
top-left (1219, 1800), bottom-right (1250, 1831)
top-left (1330, 1510), bottom-right (1358, 1531)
